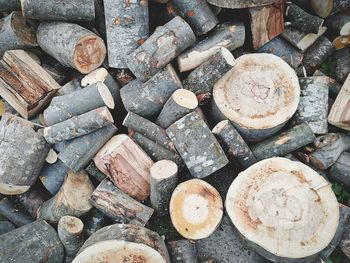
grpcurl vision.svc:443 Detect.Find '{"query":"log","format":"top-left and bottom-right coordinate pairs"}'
top-left (43, 82), bottom-right (114, 126)
top-left (58, 124), bottom-right (117, 172)
top-left (0, 198), bottom-right (33, 227)
top-left (57, 79), bottom-right (82, 96)
top-left (339, 204), bottom-right (350, 259)
top-left (326, 14), bottom-right (350, 37)
top-left (93, 134), bottom-right (153, 201)
top-left (171, 0), bottom-right (218, 36)
top-left (166, 111), bottom-right (229, 178)
top-left (295, 77), bottom-right (329, 134)
top-left (212, 120), bottom-right (257, 169)
top-left (103, 0), bottom-right (148, 68)
top-left (18, 186), bottom-right (46, 218)
top-left (0, 220), bottom-right (15, 235)
top-left (44, 107), bottom-right (114, 144)
top-left (46, 148), bottom-right (58, 164)
top-left (206, 0), bottom-right (274, 9)
top-left (0, 114), bottom-right (49, 195)
top-left (38, 170), bottom-right (95, 223)
top-left (251, 123), bottom-right (316, 160)
top-left (90, 179), bottom-right (154, 226)
top-left (0, 0), bottom-right (20, 11)
top-left (177, 22), bottom-right (245, 72)
top-left (169, 239), bottom-right (198, 263)
top-left (212, 53), bottom-right (300, 141)
top-left (37, 22), bottom-right (106, 74)
top-left (0, 220), bottom-right (64, 263)
top-left (334, 48), bottom-right (350, 83)
top-left (329, 152), bottom-right (350, 189)
top-left (0, 50), bottom-right (60, 119)
top-left (85, 161), bottom-right (106, 182)
top-left (120, 64), bottom-right (182, 119)
top-left (39, 160), bottom-right (69, 195)
top-left (21, 0), bottom-right (95, 22)
top-left (225, 157), bottom-right (339, 262)
top-left (73, 224), bottom-right (170, 263)
top-left (112, 68), bottom-right (135, 87)
top-left (311, 0), bottom-right (350, 18)
top-left (127, 16), bottom-right (196, 81)
top-left (170, 179), bottom-right (223, 240)
top-left (0, 12), bottom-right (37, 57)
top-left (83, 208), bottom-right (109, 238)
top-left (150, 160), bottom-right (178, 216)
top-left (58, 216), bottom-right (84, 263)
top-left (182, 47), bottom-right (235, 104)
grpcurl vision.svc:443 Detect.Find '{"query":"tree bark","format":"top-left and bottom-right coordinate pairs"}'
top-left (311, 0), bottom-right (350, 18)
top-left (334, 48), bottom-right (350, 83)
top-left (57, 79), bottom-right (82, 96)
top-left (39, 159), bottom-right (69, 195)
top-left (85, 161), bottom-right (106, 182)
top-left (328, 152), bottom-right (350, 189)
top-left (0, 0), bottom-right (20, 11)
top-left (206, 0), bottom-right (274, 9)
top-left (169, 239), bottom-right (198, 263)
top-left (0, 220), bottom-right (15, 235)
top-left (82, 208), bottom-right (109, 238)
top-left (18, 187), bottom-right (47, 218)
top-left (0, 198), bottom-right (33, 227)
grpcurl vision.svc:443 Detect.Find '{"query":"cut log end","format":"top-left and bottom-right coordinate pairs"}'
top-left (340, 21), bottom-right (350, 36)
top-left (59, 215), bottom-right (84, 235)
top-left (11, 11), bottom-right (37, 45)
top-left (221, 47), bottom-right (236, 66)
top-left (170, 179), bottom-right (223, 240)
top-left (45, 149), bottom-right (58, 164)
top-left (150, 160), bottom-right (178, 180)
top-left (81, 68), bottom-right (109, 87)
top-left (310, 0), bottom-right (333, 18)
top-left (333, 35), bottom-right (350, 50)
top-left (173, 89), bottom-right (198, 110)
top-left (97, 82), bottom-right (115, 109)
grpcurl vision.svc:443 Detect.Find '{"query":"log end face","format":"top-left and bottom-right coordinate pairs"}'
top-left (97, 83), bottom-right (115, 109)
top-left (58, 215), bottom-right (84, 235)
top-left (173, 89), bottom-right (198, 110)
top-left (150, 160), bottom-right (178, 180)
top-left (81, 68), bottom-right (109, 87)
top-left (310, 0), bottom-right (332, 18)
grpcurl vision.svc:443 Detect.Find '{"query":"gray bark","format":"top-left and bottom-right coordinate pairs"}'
top-left (39, 160), bottom-right (69, 195)
top-left (206, 0), bottom-right (274, 8)
top-left (57, 79), bottom-right (82, 96)
top-left (82, 208), bottom-right (109, 238)
top-left (85, 161), bottom-right (106, 182)
top-left (169, 240), bottom-right (198, 263)
top-left (18, 187), bottom-right (46, 219)
top-left (0, 220), bottom-right (14, 235)
top-left (334, 48), bottom-right (350, 83)
top-left (326, 14), bottom-right (350, 38)
top-left (0, 198), bottom-right (33, 227)
top-left (329, 152), bottom-right (350, 190)
top-left (0, 0), bottom-right (20, 11)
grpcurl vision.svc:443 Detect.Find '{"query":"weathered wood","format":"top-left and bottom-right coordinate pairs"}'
top-left (38, 170), bottom-right (94, 223)
top-left (90, 179), bottom-right (154, 226)
top-left (127, 16), bottom-right (195, 81)
top-left (166, 111), bottom-right (228, 178)
top-left (21, 0), bottom-right (95, 22)
top-left (0, 114), bottom-right (49, 195)
top-left (82, 208), bottom-right (109, 238)
top-left (0, 198), bottom-right (33, 227)
top-left (0, 220), bottom-right (15, 235)
top-left (104, 0), bottom-right (148, 68)
top-left (0, 220), bottom-right (64, 263)
top-left (169, 240), bottom-right (198, 263)
top-left (334, 48), bottom-right (350, 83)
top-left (206, 0), bottom-right (274, 9)
top-left (57, 79), bottom-right (82, 96)
top-left (93, 134), bottom-right (153, 201)
top-left (39, 160), bottom-right (69, 195)
top-left (226, 157), bottom-right (339, 262)
top-left (37, 22), bottom-right (106, 74)
top-left (311, 0), bottom-right (350, 18)
top-left (18, 186), bottom-right (47, 219)
top-left (74, 224), bottom-right (170, 263)
top-left (170, 179), bottom-right (223, 240)
top-left (0, 0), bottom-right (20, 11)
top-left (328, 152), bottom-right (350, 189)
top-left (177, 22), bottom-right (245, 72)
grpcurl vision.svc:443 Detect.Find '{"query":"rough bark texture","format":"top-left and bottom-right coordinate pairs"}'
top-left (206, 0), bottom-right (274, 8)
top-left (128, 16), bottom-right (196, 81)
top-left (0, 198), bottom-right (33, 227)
top-left (329, 152), bottom-right (350, 189)
top-left (83, 208), bottom-right (109, 238)
top-left (311, 0), bottom-right (350, 18)
top-left (0, 0), bottom-right (20, 11)
top-left (90, 179), bottom-right (154, 226)
top-left (334, 48), bottom-right (350, 83)
top-left (18, 187), bottom-right (47, 219)
top-left (39, 160), bottom-right (69, 195)
top-left (169, 240), bottom-right (198, 263)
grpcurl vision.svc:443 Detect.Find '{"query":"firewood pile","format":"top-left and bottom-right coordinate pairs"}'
top-left (1, 0), bottom-right (350, 262)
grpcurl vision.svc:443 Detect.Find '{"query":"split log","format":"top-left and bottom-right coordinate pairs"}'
top-left (90, 179), bottom-right (154, 226)
top-left (166, 111), bottom-right (228, 178)
top-left (326, 14), bottom-right (350, 37)
top-left (150, 160), bottom-right (178, 216)
top-left (0, 0), bottom-right (20, 11)
top-left (212, 120), bottom-right (257, 169)
top-left (37, 22), bottom-right (106, 74)
top-left (169, 240), bottom-right (198, 263)
top-left (212, 53), bottom-right (300, 141)
top-left (182, 47), bottom-right (235, 103)
top-left (334, 48), bottom-right (350, 83)
top-left (120, 64), bottom-right (182, 119)
top-left (93, 134), bottom-right (153, 201)
top-left (0, 198), bottom-right (33, 227)
top-left (73, 224), bottom-right (170, 263)
top-left (295, 77), bottom-right (329, 134)
top-left (83, 208), bottom-right (109, 238)
top-left (127, 16), bottom-right (196, 81)
top-left (225, 157), bottom-right (339, 262)
top-left (311, 0), bottom-right (350, 18)
top-left (171, 0), bottom-right (218, 36)
top-left (43, 82), bottom-right (114, 126)
top-left (170, 179), bottom-right (223, 240)
top-left (39, 160), bottom-right (69, 195)
top-left (0, 50), bottom-right (60, 119)
top-left (57, 79), bottom-right (82, 96)
top-left (103, 0), bottom-right (148, 68)
top-left (0, 12), bottom-right (37, 57)
top-left (329, 152), bottom-right (350, 189)
top-left (0, 114), bottom-right (49, 195)
top-left (21, 0), bottom-right (95, 22)
top-left (44, 107), bottom-right (114, 144)
top-left (58, 124), bottom-right (117, 172)
top-left (251, 123), bottom-right (316, 160)
top-left (206, 0), bottom-right (274, 9)
top-left (177, 22), bottom-right (245, 72)
top-left (0, 220), bottom-right (64, 263)
top-left (58, 216), bottom-right (84, 263)
top-left (85, 161), bottom-right (106, 182)
top-left (0, 220), bottom-right (14, 235)
top-left (38, 170), bottom-right (94, 223)
top-left (18, 187), bottom-right (47, 218)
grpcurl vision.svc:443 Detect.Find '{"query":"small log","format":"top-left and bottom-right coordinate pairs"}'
top-left (43, 82), bottom-right (114, 126)
top-left (82, 208), bottom-right (109, 238)
top-left (311, 0), bottom-right (350, 18)
top-left (37, 22), bottom-right (106, 74)
top-left (121, 64), bottom-right (182, 119)
top-left (150, 160), bottom-right (178, 216)
top-left (177, 22), bottom-right (245, 72)
top-left (58, 124), bottom-right (117, 172)
top-left (334, 48), bottom-right (350, 83)
top-left (18, 187), bottom-right (46, 218)
top-left (103, 0), bottom-right (148, 68)
top-left (93, 134), bottom-right (153, 201)
top-left (46, 148), bottom-right (58, 164)
top-left (39, 160), bottom-right (69, 195)
top-left (0, 114), bottom-right (49, 195)
top-left (182, 47), bottom-right (235, 103)
top-left (0, 0), bottom-right (20, 11)
top-left (169, 239), bottom-right (198, 263)
top-left (212, 120), bottom-right (257, 169)
top-left (57, 79), bottom-right (82, 96)
top-left (206, 0), bottom-right (274, 8)
top-left (225, 157), bottom-right (339, 262)
top-left (85, 161), bottom-right (106, 182)
top-left (0, 220), bottom-right (64, 263)
top-left (0, 220), bottom-right (15, 235)
top-left (0, 198), bottom-right (33, 227)
top-left (38, 170), bottom-right (95, 223)
top-left (21, 0), bottom-right (95, 22)
top-left (166, 111), bottom-right (229, 178)
top-left (90, 179), bottom-right (154, 226)
top-left (251, 123), bottom-right (316, 160)
top-left (326, 14), bottom-right (350, 37)
top-left (171, 0), bottom-right (218, 36)
top-left (329, 152), bottom-right (350, 189)
top-left (170, 179), bottom-right (223, 240)
top-left (58, 216), bottom-right (85, 263)
top-left (74, 224), bottom-right (170, 263)
top-left (127, 16), bottom-right (196, 81)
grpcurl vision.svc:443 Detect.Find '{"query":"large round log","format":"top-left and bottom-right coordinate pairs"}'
top-left (311, 0), bottom-right (350, 18)
top-left (226, 157), bottom-right (339, 262)
top-left (212, 53), bottom-right (300, 141)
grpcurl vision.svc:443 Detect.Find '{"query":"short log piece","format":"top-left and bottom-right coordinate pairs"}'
top-left (206, 0), bottom-right (274, 9)
top-left (311, 0), bottom-right (350, 18)
top-left (39, 160), bottom-right (69, 195)
top-left (334, 48), bottom-right (350, 83)
top-left (168, 239), bottom-right (198, 263)
top-left (0, 198), bottom-right (33, 227)
top-left (328, 152), bottom-right (350, 189)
